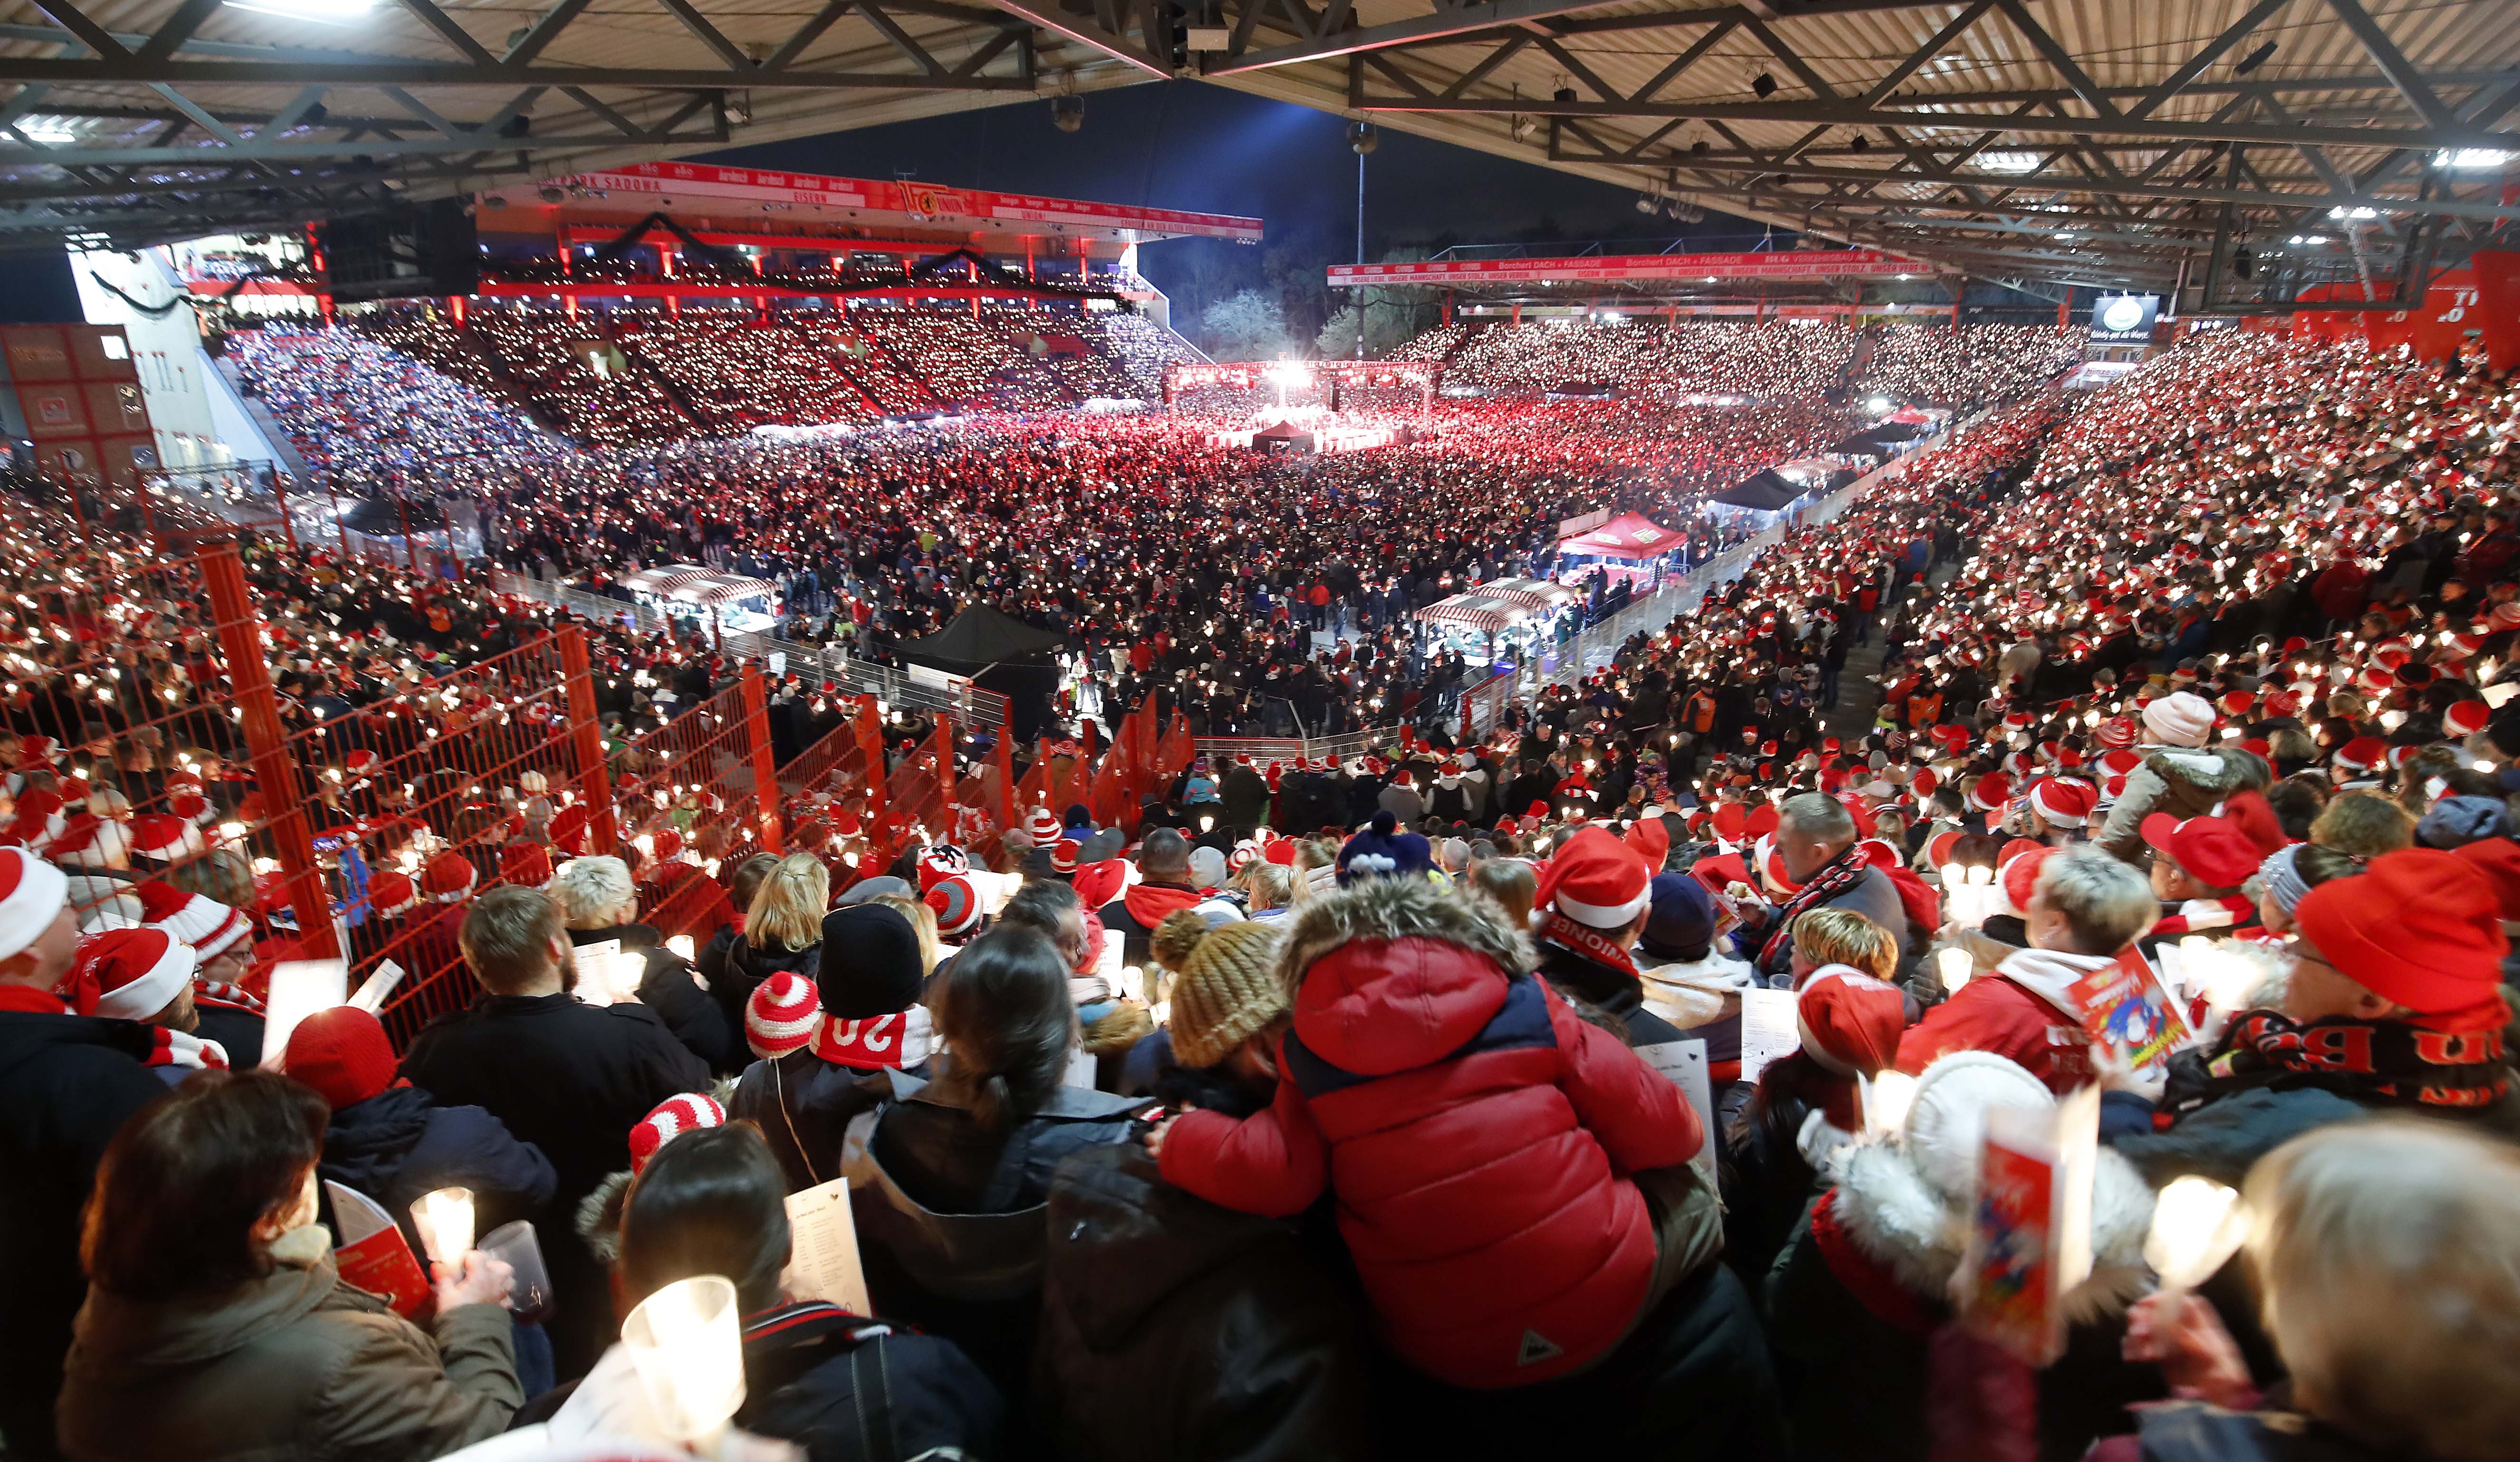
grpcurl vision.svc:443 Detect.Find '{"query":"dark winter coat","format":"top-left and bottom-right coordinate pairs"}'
top-left (1535, 937), bottom-right (1688, 1047)
top-left (1220, 764), bottom-right (1273, 830)
top-left (191, 1001), bottom-right (266, 1070)
top-left (2095, 747), bottom-right (2251, 865)
top-left (0, 1010), bottom-right (166, 1459)
top-left (398, 991), bottom-right (710, 1376)
top-left (850, 1063), bottom-right (1143, 1396)
top-left (734, 1300), bottom-right (1006, 1462)
top-left (726, 1048), bottom-right (896, 1193)
top-left (1033, 1142), bottom-right (1375, 1462)
top-left (571, 923), bottom-right (744, 1075)
top-left (1752, 865), bottom-right (1921, 983)
top-left (316, 1083), bottom-right (558, 1256)
top-left (2108, 1052), bottom-right (2520, 1188)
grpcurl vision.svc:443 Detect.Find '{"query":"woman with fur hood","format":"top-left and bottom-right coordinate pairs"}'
top-left (1765, 1050), bottom-right (2161, 1462)
top-left (2095, 692), bottom-right (2265, 866)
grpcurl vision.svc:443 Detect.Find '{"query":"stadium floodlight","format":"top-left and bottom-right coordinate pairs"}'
top-left (1972, 152), bottom-right (2043, 173)
top-left (1051, 96), bottom-right (1083, 133)
top-left (225, 0), bottom-right (372, 20)
top-left (2288, 234), bottom-right (2329, 247)
top-left (1866, 396), bottom-right (1892, 414)
top-left (2434, 148), bottom-right (2514, 170)
top-left (2327, 206), bottom-right (2378, 220)
top-left (19, 124), bottom-right (74, 144)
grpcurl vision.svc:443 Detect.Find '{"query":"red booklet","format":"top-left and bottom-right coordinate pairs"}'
top-left (325, 1181), bottom-right (430, 1319)
top-left (2065, 948), bottom-right (2189, 1074)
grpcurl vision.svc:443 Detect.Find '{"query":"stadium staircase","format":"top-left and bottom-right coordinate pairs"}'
top-left (598, 319), bottom-right (709, 431)
top-left (771, 319), bottom-right (885, 418)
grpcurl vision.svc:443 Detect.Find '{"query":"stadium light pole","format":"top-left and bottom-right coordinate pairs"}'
top-left (1354, 149), bottom-right (1366, 361)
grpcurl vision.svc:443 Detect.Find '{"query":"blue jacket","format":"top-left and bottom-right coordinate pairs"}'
top-left (318, 1083), bottom-right (558, 1255)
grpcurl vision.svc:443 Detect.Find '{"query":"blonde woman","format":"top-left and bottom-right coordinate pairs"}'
top-left (869, 891), bottom-right (943, 978)
top-left (1785, 906), bottom-right (1898, 987)
top-left (725, 852), bottom-right (830, 1016)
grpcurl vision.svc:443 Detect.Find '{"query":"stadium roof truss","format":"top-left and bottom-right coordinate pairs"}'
top-left (1192, 0), bottom-right (2520, 299)
top-left (0, 0), bottom-right (2512, 296)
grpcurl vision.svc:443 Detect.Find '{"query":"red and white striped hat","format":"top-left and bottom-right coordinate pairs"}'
top-left (135, 880), bottom-right (250, 959)
top-left (627, 1092), bottom-right (726, 1174)
top-left (745, 972), bottom-right (822, 1059)
top-left (1023, 807), bottom-right (1064, 843)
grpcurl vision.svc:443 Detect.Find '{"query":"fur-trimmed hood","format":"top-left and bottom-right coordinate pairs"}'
top-left (576, 1074), bottom-right (739, 1265)
top-left (1274, 872), bottom-right (1535, 995)
top-left (1826, 1136), bottom-right (2156, 1324)
top-left (1272, 874), bottom-right (1537, 1078)
top-left (2142, 747), bottom-right (2248, 797)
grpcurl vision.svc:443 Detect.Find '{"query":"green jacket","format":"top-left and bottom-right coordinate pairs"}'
top-left (57, 1236), bottom-right (520, 1462)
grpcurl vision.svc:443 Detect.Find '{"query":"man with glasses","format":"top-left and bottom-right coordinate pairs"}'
top-left (2110, 848), bottom-right (2520, 1188)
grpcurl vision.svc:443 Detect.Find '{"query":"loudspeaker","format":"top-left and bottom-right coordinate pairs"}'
top-left (315, 198), bottom-right (478, 301)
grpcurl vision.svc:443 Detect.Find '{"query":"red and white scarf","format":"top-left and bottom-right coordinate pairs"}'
top-left (1756, 844), bottom-right (1872, 969)
top-left (810, 1005), bottom-right (935, 1070)
top-left (0, 983), bottom-right (227, 1070)
top-left (1541, 906), bottom-right (1642, 979)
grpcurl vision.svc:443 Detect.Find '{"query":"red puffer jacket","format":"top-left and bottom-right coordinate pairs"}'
top-left (1158, 925), bottom-right (1701, 1388)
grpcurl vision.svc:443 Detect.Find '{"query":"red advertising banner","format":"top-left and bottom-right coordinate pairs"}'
top-left (1326, 248), bottom-right (1919, 287)
top-left (556, 163), bottom-right (1264, 243)
top-left (2472, 251), bottom-right (2520, 372)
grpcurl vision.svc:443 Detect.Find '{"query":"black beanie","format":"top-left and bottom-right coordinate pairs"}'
top-left (819, 904), bottom-right (924, 1017)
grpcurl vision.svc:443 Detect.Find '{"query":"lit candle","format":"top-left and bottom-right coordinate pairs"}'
top-left (622, 1274), bottom-right (747, 1445)
top-left (1863, 1070), bottom-right (1919, 1138)
top-left (1937, 947), bottom-right (1972, 994)
top-left (411, 1186), bottom-right (474, 1267)
top-left (2143, 1175), bottom-right (2250, 1296)
top-left (666, 935), bottom-right (695, 961)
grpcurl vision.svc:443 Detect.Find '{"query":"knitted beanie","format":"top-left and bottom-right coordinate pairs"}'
top-left (745, 971), bottom-right (822, 1059)
top-left (628, 1092), bottom-right (725, 1174)
top-left (1160, 911), bottom-right (1290, 1068)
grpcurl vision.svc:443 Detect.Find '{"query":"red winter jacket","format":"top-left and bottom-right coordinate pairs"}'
top-left (1894, 947), bottom-right (2107, 1095)
top-left (1158, 936), bottom-right (1701, 1387)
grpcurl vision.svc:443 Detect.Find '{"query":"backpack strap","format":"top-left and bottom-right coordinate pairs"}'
top-left (850, 1334), bottom-right (897, 1462)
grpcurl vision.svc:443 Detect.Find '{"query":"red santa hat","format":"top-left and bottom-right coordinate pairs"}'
top-left (364, 871), bottom-right (420, 920)
top-left (1050, 838), bottom-right (1081, 875)
top-left (1533, 826), bottom-right (1651, 929)
top-left (549, 803), bottom-right (590, 857)
top-left (2446, 701), bottom-right (2491, 739)
top-left (1968, 773), bottom-right (2012, 814)
top-left (499, 843), bottom-right (554, 890)
top-left (1796, 965), bottom-right (1906, 1089)
top-left (2026, 776), bottom-right (2099, 829)
top-left (421, 850), bottom-right (478, 904)
top-left (1997, 843), bottom-right (2056, 918)
top-left (76, 927), bottom-right (197, 1021)
top-left (126, 812), bottom-right (206, 864)
top-left (627, 1092), bottom-right (726, 1174)
top-left (0, 846), bottom-right (67, 965)
top-left (2332, 735), bottom-right (2388, 774)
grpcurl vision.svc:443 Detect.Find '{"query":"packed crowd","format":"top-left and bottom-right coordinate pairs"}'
top-left (8, 306), bottom-right (2520, 1461)
top-left (234, 303), bottom-right (1190, 458)
top-left (1441, 319), bottom-right (1860, 397)
top-left (1858, 323), bottom-right (2086, 407)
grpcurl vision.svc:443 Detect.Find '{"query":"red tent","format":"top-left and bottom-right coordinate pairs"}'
top-left (1558, 511), bottom-right (1683, 560)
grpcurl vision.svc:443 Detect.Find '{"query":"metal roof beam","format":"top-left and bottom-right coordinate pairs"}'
top-left (1543, 141), bottom-right (2520, 222)
top-left (984, 0), bottom-right (1171, 76)
top-left (1360, 89), bottom-right (2519, 152)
